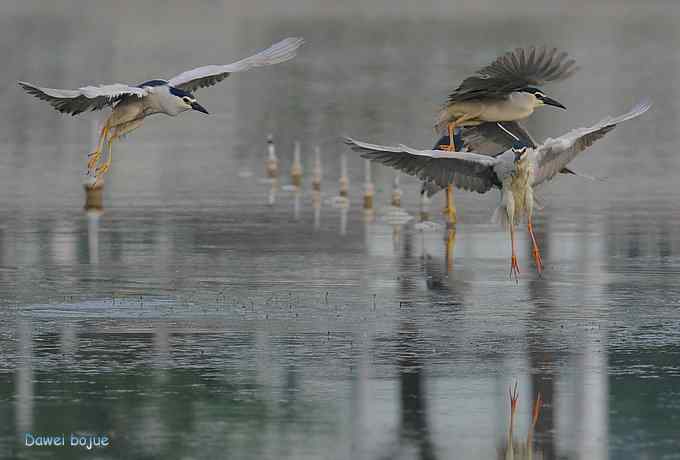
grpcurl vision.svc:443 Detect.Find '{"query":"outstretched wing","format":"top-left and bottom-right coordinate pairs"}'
top-left (345, 137), bottom-right (501, 194)
top-left (421, 122), bottom-right (535, 197)
top-left (448, 46), bottom-right (579, 103)
top-left (18, 81), bottom-right (148, 115)
top-left (168, 37), bottom-right (304, 93)
top-left (532, 99), bottom-right (652, 186)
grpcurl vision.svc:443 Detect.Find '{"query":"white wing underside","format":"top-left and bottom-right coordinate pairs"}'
top-left (18, 37), bottom-right (303, 115)
top-left (531, 99), bottom-right (652, 186)
top-left (168, 37), bottom-right (304, 92)
top-left (18, 81), bottom-right (148, 115)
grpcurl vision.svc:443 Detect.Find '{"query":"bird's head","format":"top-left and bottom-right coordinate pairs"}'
top-left (521, 87), bottom-right (566, 110)
top-left (511, 141), bottom-right (529, 162)
top-left (169, 87), bottom-right (209, 114)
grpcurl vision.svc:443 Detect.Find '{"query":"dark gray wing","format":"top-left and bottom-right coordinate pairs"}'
top-left (532, 100), bottom-right (652, 186)
top-left (460, 121), bottom-right (538, 152)
top-left (168, 37), bottom-right (304, 93)
top-left (447, 46), bottom-right (579, 103)
top-left (422, 122), bottom-right (535, 197)
top-left (345, 138), bottom-right (501, 194)
top-left (18, 81), bottom-right (148, 115)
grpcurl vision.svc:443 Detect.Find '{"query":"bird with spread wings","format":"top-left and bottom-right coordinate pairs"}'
top-left (347, 100), bottom-right (652, 281)
top-left (19, 37), bottom-right (304, 183)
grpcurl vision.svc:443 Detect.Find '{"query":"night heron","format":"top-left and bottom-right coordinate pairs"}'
top-left (346, 99), bottom-right (651, 281)
top-left (421, 120), bottom-right (599, 197)
top-left (436, 46), bottom-right (578, 223)
top-left (18, 37), bottom-right (304, 183)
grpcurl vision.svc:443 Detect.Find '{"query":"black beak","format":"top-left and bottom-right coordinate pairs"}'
top-left (542, 96), bottom-right (566, 110)
top-left (191, 101), bottom-right (209, 114)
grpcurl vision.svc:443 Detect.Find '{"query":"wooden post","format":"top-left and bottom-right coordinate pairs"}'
top-left (290, 141), bottom-right (302, 188)
top-left (339, 153), bottom-right (348, 198)
top-left (265, 134), bottom-right (278, 179)
top-left (363, 159), bottom-right (374, 210)
top-left (312, 146), bottom-right (322, 192)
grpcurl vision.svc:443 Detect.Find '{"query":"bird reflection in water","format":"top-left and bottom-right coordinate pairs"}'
top-left (499, 381), bottom-right (543, 460)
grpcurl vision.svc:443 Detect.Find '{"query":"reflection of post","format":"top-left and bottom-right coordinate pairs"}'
top-left (339, 153), bottom-right (348, 198)
top-left (363, 159), bottom-right (373, 210)
top-left (312, 190), bottom-right (321, 230)
top-left (445, 228), bottom-right (456, 272)
top-left (268, 178), bottom-right (278, 206)
top-left (16, 318), bottom-right (33, 435)
top-left (265, 134), bottom-right (278, 179)
top-left (420, 193), bottom-right (431, 222)
top-left (290, 141), bottom-right (302, 188)
top-left (391, 174), bottom-right (401, 207)
top-left (293, 189), bottom-right (301, 221)
top-left (340, 200), bottom-right (348, 236)
top-left (87, 210), bottom-right (101, 265)
top-left (312, 146), bottom-right (322, 192)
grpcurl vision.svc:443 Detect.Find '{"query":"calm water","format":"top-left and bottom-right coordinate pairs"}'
top-left (1, 1), bottom-right (679, 459)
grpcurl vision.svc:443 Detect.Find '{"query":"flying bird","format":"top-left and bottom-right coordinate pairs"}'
top-left (434, 46), bottom-right (578, 223)
top-left (19, 37), bottom-right (304, 183)
top-left (346, 100), bottom-right (651, 281)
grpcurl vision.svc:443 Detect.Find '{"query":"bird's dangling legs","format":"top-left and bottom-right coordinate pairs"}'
top-left (437, 122), bottom-right (458, 151)
top-left (509, 225), bottom-right (520, 283)
top-left (87, 121), bottom-right (111, 173)
top-left (443, 123), bottom-right (459, 225)
top-left (94, 131), bottom-right (117, 184)
top-left (527, 218), bottom-right (543, 275)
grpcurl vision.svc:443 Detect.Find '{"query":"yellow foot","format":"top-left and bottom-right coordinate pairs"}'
top-left (87, 151), bottom-right (101, 172)
top-left (510, 255), bottom-right (520, 283)
top-left (532, 248), bottom-right (544, 275)
top-left (94, 163), bottom-right (111, 184)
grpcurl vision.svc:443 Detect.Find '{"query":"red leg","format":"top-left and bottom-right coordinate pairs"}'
top-left (527, 218), bottom-right (543, 275)
top-left (510, 225), bottom-right (520, 283)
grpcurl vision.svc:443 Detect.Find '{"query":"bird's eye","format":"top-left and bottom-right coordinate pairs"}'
top-left (183, 97), bottom-right (191, 104)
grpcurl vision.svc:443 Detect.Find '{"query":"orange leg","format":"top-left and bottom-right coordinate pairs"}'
top-left (94, 131), bottom-right (118, 185)
top-left (442, 123), bottom-right (458, 225)
top-left (438, 122), bottom-right (457, 151)
top-left (510, 225), bottom-right (520, 283)
top-left (87, 123), bottom-right (110, 173)
top-left (527, 392), bottom-right (542, 446)
top-left (527, 218), bottom-right (544, 275)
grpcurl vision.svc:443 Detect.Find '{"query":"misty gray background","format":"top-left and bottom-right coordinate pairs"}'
top-left (0, 0), bottom-right (678, 459)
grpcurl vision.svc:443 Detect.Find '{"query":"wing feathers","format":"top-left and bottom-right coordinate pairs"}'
top-left (18, 81), bottom-right (146, 115)
top-left (532, 99), bottom-right (652, 186)
top-left (345, 137), bottom-right (500, 194)
top-left (168, 37), bottom-right (304, 92)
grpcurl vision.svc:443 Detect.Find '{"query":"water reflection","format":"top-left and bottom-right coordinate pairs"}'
top-left (2, 2), bottom-right (680, 459)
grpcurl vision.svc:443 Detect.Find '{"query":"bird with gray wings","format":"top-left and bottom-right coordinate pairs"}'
top-left (19, 37), bottom-right (304, 183)
top-left (434, 46), bottom-right (578, 223)
top-left (346, 100), bottom-right (652, 281)
top-left (421, 119), bottom-right (598, 197)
